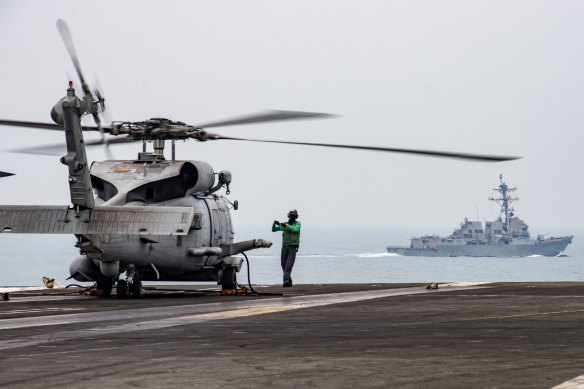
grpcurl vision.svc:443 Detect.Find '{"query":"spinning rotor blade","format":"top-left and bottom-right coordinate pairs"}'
top-left (0, 171), bottom-right (14, 178)
top-left (57, 19), bottom-right (104, 131)
top-left (94, 77), bottom-right (111, 121)
top-left (11, 139), bottom-right (106, 155)
top-left (56, 19), bottom-right (87, 88)
top-left (195, 110), bottom-right (336, 129)
top-left (90, 136), bottom-right (138, 159)
top-left (205, 135), bottom-right (520, 162)
top-left (0, 119), bottom-right (103, 132)
top-left (9, 138), bottom-right (123, 155)
top-left (0, 119), bottom-right (63, 131)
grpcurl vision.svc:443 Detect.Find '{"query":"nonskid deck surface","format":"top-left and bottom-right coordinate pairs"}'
top-left (1, 283), bottom-right (584, 388)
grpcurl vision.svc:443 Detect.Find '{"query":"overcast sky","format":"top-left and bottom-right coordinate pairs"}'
top-left (0, 0), bottom-right (582, 230)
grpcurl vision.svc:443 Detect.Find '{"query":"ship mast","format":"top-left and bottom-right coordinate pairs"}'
top-left (489, 174), bottom-right (518, 232)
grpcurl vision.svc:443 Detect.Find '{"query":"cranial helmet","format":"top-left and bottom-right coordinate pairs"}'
top-left (287, 209), bottom-right (298, 218)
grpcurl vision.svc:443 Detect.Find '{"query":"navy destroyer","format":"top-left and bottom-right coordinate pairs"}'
top-left (386, 175), bottom-right (573, 257)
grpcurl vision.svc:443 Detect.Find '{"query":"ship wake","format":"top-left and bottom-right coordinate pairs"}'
top-left (353, 252), bottom-right (401, 258)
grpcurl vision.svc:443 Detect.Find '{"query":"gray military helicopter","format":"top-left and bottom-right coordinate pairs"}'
top-left (0, 20), bottom-right (518, 298)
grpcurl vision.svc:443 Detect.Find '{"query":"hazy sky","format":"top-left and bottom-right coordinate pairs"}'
top-left (0, 0), bottom-right (582, 230)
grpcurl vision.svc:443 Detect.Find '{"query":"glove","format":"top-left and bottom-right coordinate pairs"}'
top-left (273, 220), bottom-right (280, 225)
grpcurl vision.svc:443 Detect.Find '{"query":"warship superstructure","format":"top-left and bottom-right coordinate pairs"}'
top-left (386, 175), bottom-right (573, 257)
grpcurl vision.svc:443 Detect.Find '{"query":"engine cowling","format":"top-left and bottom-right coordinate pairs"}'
top-left (186, 161), bottom-right (216, 195)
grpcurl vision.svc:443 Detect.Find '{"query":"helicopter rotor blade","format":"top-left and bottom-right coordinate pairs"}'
top-left (7, 136), bottom-right (136, 156)
top-left (91, 131), bottom-right (134, 159)
top-left (7, 138), bottom-right (109, 155)
top-left (0, 171), bottom-right (15, 178)
top-left (57, 19), bottom-right (104, 132)
top-left (56, 19), bottom-right (87, 89)
top-left (0, 119), bottom-right (64, 131)
top-left (204, 134), bottom-right (520, 162)
top-left (195, 110), bottom-right (336, 129)
top-left (0, 119), bottom-right (104, 132)
top-left (93, 77), bottom-right (111, 121)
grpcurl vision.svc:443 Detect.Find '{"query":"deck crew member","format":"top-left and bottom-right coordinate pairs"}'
top-left (272, 209), bottom-right (301, 287)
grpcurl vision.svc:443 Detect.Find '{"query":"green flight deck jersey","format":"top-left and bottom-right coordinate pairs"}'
top-left (272, 221), bottom-right (301, 246)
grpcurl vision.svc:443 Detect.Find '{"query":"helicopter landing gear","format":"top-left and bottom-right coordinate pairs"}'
top-left (116, 271), bottom-right (142, 299)
top-left (129, 272), bottom-right (142, 299)
top-left (96, 278), bottom-right (113, 297)
top-left (116, 279), bottom-right (128, 299)
top-left (221, 267), bottom-right (236, 290)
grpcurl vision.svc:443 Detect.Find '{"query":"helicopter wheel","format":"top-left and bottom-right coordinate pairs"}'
top-left (221, 267), bottom-right (236, 290)
top-left (130, 273), bottom-right (142, 299)
top-left (96, 279), bottom-right (113, 297)
top-left (116, 279), bottom-right (128, 299)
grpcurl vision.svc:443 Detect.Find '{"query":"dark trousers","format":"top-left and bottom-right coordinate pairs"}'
top-left (281, 245), bottom-right (298, 284)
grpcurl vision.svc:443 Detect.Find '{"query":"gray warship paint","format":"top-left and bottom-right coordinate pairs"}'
top-left (387, 175), bottom-right (573, 257)
top-left (386, 237), bottom-right (572, 257)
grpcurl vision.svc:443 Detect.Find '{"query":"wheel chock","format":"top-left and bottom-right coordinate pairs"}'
top-left (220, 286), bottom-right (250, 296)
top-left (89, 288), bottom-right (105, 296)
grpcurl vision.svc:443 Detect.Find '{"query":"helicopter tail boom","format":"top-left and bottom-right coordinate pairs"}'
top-left (57, 83), bottom-right (96, 209)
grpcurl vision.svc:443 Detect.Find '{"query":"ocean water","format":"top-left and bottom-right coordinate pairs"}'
top-left (240, 226), bottom-right (583, 285)
top-left (0, 226), bottom-right (581, 287)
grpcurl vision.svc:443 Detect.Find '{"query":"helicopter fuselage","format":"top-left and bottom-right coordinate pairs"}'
top-left (50, 83), bottom-right (271, 295)
top-left (67, 156), bottom-right (253, 285)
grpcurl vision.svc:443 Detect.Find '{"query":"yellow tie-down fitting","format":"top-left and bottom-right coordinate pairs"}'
top-left (42, 277), bottom-right (56, 289)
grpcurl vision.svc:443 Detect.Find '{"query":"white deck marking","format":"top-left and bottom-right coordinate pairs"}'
top-left (0, 307), bottom-right (85, 315)
top-left (0, 284), bottom-right (488, 350)
top-left (552, 374), bottom-right (584, 389)
top-left (0, 287), bottom-right (45, 293)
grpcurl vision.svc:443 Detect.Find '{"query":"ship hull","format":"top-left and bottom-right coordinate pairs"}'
top-left (386, 237), bottom-right (573, 257)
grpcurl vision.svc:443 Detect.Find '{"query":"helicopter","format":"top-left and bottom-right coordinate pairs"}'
top-left (0, 20), bottom-right (519, 298)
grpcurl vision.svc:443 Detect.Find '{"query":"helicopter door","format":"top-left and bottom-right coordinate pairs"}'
top-left (205, 199), bottom-right (227, 246)
top-left (209, 209), bottom-right (218, 244)
top-left (217, 208), bottom-right (227, 242)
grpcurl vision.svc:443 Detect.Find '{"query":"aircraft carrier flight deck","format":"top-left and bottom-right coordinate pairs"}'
top-left (1, 282), bottom-right (584, 389)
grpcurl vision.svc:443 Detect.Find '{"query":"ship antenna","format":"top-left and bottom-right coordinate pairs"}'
top-left (489, 174), bottom-right (518, 232)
